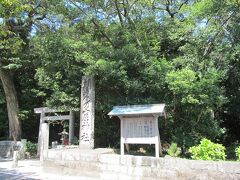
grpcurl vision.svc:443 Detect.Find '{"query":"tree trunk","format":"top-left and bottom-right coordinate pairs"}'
top-left (0, 68), bottom-right (21, 140)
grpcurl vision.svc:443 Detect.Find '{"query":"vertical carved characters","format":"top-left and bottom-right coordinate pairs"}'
top-left (79, 76), bottom-right (95, 148)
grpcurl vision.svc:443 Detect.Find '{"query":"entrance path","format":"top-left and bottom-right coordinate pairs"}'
top-left (0, 158), bottom-right (97, 180)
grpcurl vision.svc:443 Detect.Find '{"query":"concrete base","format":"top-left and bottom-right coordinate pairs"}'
top-left (42, 148), bottom-right (240, 179)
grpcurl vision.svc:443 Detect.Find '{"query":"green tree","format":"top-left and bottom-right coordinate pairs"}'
top-left (1, 0), bottom-right (237, 150)
top-left (0, 0), bottom-right (46, 140)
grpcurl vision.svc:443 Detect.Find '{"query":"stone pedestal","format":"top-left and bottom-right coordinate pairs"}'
top-left (79, 76), bottom-right (95, 149)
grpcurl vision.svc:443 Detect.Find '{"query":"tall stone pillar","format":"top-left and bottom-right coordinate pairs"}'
top-left (79, 76), bottom-right (95, 149)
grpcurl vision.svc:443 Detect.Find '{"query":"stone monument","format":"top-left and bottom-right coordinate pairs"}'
top-left (79, 76), bottom-right (95, 149)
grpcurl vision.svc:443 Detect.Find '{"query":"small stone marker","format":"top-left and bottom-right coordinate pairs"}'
top-left (12, 150), bottom-right (19, 168)
top-left (79, 76), bottom-right (95, 149)
top-left (20, 139), bottom-right (27, 159)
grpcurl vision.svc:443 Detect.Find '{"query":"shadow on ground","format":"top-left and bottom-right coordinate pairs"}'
top-left (0, 158), bottom-right (41, 180)
top-left (0, 167), bottom-right (41, 180)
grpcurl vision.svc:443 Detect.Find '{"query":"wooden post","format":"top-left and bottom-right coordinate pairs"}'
top-left (79, 76), bottom-right (95, 149)
top-left (69, 111), bottom-right (75, 145)
top-left (158, 135), bottom-right (163, 156)
top-left (120, 119), bottom-right (124, 155)
top-left (125, 144), bottom-right (130, 153)
top-left (154, 115), bottom-right (162, 157)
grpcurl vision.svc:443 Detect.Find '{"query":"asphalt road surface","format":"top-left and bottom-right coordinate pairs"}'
top-left (0, 158), bottom-right (97, 180)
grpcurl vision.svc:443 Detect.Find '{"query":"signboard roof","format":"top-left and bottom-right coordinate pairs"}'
top-left (108, 104), bottom-right (165, 116)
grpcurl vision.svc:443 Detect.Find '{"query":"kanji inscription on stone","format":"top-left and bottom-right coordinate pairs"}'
top-left (79, 76), bottom-right (95, 148)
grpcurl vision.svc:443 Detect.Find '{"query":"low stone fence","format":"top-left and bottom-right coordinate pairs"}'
top-left (0, 140), bottom-right (25, 159)
top-left (42, 148), bottom-right (240, 179)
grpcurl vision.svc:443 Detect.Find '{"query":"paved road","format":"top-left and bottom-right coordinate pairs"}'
top-left (0, 168), bottom-right (39, 180)
top-left (0, 159), bottom-right (97, 180)
top-left (0, 159), bottom-right (42, 180)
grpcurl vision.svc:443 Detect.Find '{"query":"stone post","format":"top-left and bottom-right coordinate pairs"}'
top-left (12, 151), bottom-right (19, 168)
top-left (40, 122), bottom-right (49, 162)
top-left (69, 111), bottom-right (75, 145)
top-left (79, 76), bottom-right (95, 149)
top-left (20, 139), bottom-right (27, 159)
top-left (37, 111), bottom-right (45, 157)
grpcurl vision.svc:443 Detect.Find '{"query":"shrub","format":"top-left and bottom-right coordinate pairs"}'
top-left (26, 141), bottom-right (37, 156)
top-left (189, 138), bottom-right (226, 161)
top-left (72, 136), bottom-right (79, 145)
top-left (236, 146), bottom-right (240, 161)
top-left (167, 142), bottom-right (181, 157)
top-left (225, 142), bottom-right (239, 160)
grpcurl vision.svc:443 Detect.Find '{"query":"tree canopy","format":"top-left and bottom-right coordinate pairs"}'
top-left (0, 0), bottom-right (239, 157)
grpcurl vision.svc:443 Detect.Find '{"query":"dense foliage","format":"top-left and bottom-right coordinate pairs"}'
top-left (26, 141), bottom-right (38, 156)
top-left (0, 0), bottom-right (240, 158)
top-left (189, 138), bottom-right (226, 161)
top-left (236, 146), bottom-right (240, 161)
top-left (167, 142), bottom-right (181, 157)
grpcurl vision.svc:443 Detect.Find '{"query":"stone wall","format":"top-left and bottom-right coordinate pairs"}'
top-left (0, 141), bottom-right (24, 159)
top-left (42, 148), bottom-right (240, 179)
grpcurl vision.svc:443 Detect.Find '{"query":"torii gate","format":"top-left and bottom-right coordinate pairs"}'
top-left (34, 107), bottom-right (75, 160)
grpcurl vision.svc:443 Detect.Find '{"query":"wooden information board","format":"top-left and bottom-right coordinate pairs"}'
top-left (108, 104), bottom-right (166, 157)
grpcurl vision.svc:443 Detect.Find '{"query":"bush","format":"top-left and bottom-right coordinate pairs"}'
top-left (26, 141), bottom-right (37, 156)
top-left (225, 142), bottom-right (239, 160)
top-left (189, 138), bottom-right (226, 161)
top-left (167, 142), bottom-right (181, 157)
top-left (72, 136), bottom-right (79, 145)
top-left (236, 146), bottom-right (240, 161)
